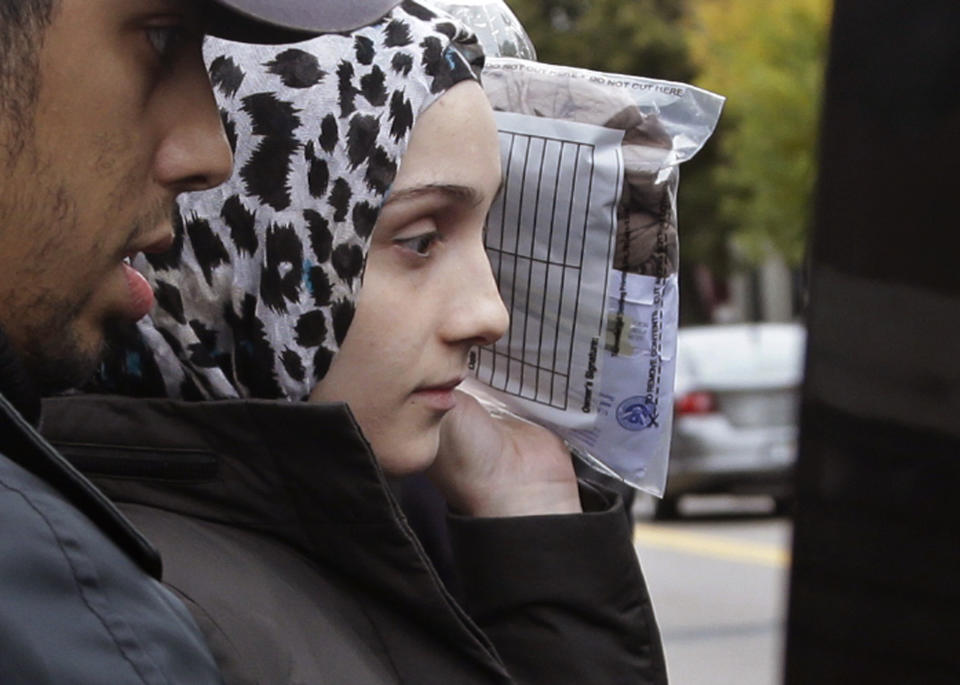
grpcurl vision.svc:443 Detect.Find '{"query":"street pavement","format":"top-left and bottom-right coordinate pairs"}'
top-left (633, 496), bottom-right (792, 685)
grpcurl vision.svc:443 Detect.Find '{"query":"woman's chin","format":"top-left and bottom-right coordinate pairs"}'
top-left (375, 435), bottom-right (439, 478)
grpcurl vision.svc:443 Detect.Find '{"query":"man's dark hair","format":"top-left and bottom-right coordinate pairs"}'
top-left (0, 0), bottom-right (56, 159)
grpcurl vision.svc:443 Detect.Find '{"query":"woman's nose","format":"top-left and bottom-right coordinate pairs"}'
top-left (441, 243), bottom-right (509, 347)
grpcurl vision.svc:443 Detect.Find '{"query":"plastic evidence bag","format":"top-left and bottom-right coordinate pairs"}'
top-left (471, 58), bottom-right (724, 496)
top-left (428, 0), bottom-right (537, 60)
top-left (467, 111), bottom-right (623, 430)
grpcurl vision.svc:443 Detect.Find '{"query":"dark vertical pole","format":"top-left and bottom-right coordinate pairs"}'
top-left (785, 1), bottom-right (960, 683)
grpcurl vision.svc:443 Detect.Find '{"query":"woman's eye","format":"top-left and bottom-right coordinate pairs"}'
top-left (145, 24), bottom-right (187, 62)
top-left (394, 232), bottom-right (441, 258)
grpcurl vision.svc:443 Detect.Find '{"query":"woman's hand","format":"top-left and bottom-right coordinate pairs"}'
top-left (427, 390), bottom-right (582, 518)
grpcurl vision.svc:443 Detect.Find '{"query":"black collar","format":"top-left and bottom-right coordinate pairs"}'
top-left (39, 394), bottom-right (500, 661)
top-left (0, 331), bottom-right (162, 578)
top-left (0, 325), bottom-right (41, 425)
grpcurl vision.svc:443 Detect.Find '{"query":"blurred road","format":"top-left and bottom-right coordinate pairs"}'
top-left (633, 497), bottom-right (792, 685)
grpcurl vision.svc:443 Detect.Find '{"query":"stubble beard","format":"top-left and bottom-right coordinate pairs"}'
top-left (0, 154), bottom-right (108, 394)
top-left (16, 205), bottom-right (174, 395)
top-left (0, 22), bottom-right (156, 397)
top-left (0, 75), bottom-right (171, 395)
top-left (22, 311), bottom-right (108, 394)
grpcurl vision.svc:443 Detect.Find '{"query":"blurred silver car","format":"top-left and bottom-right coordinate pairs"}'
top-left (655, 322), bottom-right (806, 518)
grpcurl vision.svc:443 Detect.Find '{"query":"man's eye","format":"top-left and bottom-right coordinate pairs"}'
top-left (145, 24), bottom-right (186, 61)
top-left (394, 232), bottom-right (441, 257)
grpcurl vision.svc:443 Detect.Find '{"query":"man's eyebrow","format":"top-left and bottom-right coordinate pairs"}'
top-left (382, 183), bottom-right (486, 209)
top-left (150, 0), bottom-right (204, 27)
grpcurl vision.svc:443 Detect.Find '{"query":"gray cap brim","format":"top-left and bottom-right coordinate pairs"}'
top-left (206, 0), bottom-right (402, 43)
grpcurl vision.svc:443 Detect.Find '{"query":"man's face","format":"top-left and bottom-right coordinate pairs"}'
top-left (0, 0), bottom-right (231, 390)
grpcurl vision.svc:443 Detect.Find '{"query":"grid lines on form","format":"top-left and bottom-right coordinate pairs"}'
top-left (476, 129), bottom-right (599, 410)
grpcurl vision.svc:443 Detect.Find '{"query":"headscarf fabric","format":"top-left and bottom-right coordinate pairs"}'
top-left (100, 1), bottom-right (482, 401)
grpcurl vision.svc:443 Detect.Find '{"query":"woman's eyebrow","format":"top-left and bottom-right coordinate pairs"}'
top-left (383, 183), bottom-right (485, 209)
top-left (148, 0), bottom-right (191, 12)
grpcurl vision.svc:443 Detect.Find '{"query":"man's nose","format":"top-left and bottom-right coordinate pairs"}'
top-left (152, 51), bottom-right (233, 193)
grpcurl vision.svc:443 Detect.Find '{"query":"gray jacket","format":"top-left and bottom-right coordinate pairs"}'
top-left (0, 346), bottom-right (221, 684)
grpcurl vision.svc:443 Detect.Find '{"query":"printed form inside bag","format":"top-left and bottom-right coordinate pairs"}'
top-left (464, 58), bottom-right (724, 496)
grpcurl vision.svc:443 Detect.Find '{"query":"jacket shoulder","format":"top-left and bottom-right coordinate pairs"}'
top-left (0, 452), bottom-right (223, 685)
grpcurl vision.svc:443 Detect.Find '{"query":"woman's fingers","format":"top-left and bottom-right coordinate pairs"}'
top-left (428, 391), bottom-right (581, 517)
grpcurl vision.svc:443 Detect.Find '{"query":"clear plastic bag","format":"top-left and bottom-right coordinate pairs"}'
top-left (478, 58), bottom-right (724, 495)
top-left (428, 0), bottom-right (537, 60)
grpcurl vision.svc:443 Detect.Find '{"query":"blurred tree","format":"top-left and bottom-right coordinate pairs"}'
top-left (686, 0), bottom-right (832, 266)
top-left (506, 0), bottom-right (831, 321)
top-left (508, 0), bottom-right (734, 322)
top-left (509, 0), bottom-right (695, 83)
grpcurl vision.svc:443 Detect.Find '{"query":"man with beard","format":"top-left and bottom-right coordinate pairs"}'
top-left (0, 1), bottom-right (399, 683)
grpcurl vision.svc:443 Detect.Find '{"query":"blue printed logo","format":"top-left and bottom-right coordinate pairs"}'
top-left (616, 396), bottom-right (659, 431)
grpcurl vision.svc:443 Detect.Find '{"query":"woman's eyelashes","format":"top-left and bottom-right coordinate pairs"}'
top-left (394, 231), bottom-right (442, 258)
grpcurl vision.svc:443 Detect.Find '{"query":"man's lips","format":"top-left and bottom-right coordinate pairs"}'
top-left (128, 231), bottom-right (175, 256)
top-left (122, 262), bottom-right (154, 321)
top-left (118, 231), bottom-right (173, 321)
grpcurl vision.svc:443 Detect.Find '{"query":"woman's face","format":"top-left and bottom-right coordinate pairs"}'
top-left (309, 81), bottom-right (509, 475)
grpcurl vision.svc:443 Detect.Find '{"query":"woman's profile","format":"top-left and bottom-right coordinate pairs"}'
top-left (41, 4), bottom-right (666, 683)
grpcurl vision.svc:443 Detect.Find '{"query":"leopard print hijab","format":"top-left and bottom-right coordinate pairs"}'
top-left (99, 1), bottom-right (482, 401)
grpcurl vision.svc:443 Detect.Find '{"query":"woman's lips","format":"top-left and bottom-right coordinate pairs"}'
top-left (412, 380), bottom-right (462, 411)
top-left (122, 262), bottom-right (154, 320)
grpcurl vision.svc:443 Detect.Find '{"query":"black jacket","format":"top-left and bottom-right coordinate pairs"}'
top-left (0, 332), bottom-right (221, 684)
top-left (42, 394), bottom-right (668, 685)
